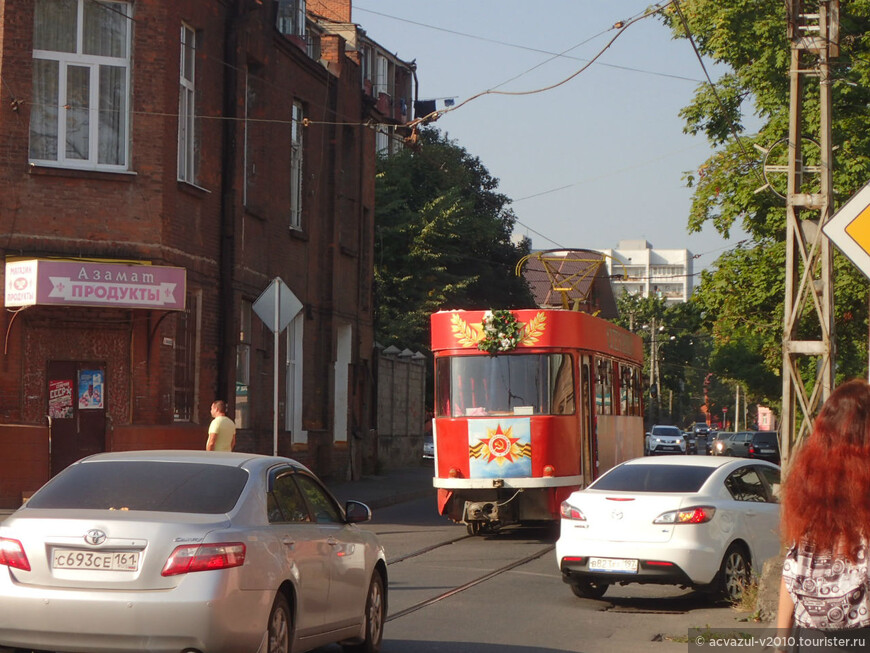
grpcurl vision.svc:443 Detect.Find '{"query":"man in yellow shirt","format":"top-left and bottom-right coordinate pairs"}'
top-left (206, 400), bottom-right (236, 451)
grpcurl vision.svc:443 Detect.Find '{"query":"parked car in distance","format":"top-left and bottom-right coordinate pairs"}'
top-left (712, 431), bottom-right (737, 456)
top-left (717, 431), bottom-right (780, 465)
top-left (644, 425), bottom-right (686, 456)
top-left (422, 434), bottom-right (435, 460)
top-left (0, 450), bottom-right (387, 653)
top-left (556, 456), bottom-right (781, 601)
top-left (692, 422), bottom-right (713, 454)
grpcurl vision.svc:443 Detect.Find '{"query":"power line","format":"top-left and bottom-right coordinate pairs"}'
top-left (354, 4), bottom-right (703, 84)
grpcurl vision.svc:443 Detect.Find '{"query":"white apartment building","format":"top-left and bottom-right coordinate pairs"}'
top-left (596, 240), bottom-right (694, 303)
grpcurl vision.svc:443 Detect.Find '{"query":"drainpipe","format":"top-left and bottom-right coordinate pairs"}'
top-left (218, 1), bottom-right (241, 403)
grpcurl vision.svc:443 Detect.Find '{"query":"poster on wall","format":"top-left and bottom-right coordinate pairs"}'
top-left (78, 370), bottom-right (104, 410)
top-left (49, 380), bottom-right (74, 419)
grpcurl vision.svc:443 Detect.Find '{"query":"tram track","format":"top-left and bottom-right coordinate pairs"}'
top-left (385, 543), bottom-right (555, 623)
top-left (386, 534), bottom-right (471, 565)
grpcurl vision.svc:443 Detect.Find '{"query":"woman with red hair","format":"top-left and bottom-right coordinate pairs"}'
top-left (776, 379), bottom-right (870, 651)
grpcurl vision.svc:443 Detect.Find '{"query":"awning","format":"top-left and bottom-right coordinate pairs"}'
top-left (5, 259), bottom-right (187, 311)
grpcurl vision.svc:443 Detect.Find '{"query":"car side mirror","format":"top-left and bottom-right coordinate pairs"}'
top-left (345, 500), bottom-right (372, 524)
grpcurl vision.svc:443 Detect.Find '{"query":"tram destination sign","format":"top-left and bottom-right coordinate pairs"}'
top-left (5, 259), bottom-right (186, 311)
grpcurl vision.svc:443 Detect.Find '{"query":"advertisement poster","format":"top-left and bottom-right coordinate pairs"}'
top-left (49, 380), bottom-right (74, 419)
top-left (78, 370), bottom-right (104, 410)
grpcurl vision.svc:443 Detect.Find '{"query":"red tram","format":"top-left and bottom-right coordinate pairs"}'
top-left (431, 309), bottom-right (644, 534)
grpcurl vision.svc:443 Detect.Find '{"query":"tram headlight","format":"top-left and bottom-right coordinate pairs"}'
top-left (543, 465), bottom-right (555, 477)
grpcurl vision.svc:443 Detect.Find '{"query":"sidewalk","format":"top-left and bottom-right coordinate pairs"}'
top-left (0, 465), bottom-right (436, 523)
top-left (330, 464), bottom-right (435, 510)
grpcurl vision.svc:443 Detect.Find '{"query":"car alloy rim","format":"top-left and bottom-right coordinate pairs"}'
top-left (270, 603), bottom-right (289, 653)
top-left (369, 578), bottom-right (384, 644)
top-left (724, 551), bottom-right (748, 600)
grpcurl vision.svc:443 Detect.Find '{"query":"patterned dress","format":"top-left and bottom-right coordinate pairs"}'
top-left (782, 542), bottom-right (870, 629)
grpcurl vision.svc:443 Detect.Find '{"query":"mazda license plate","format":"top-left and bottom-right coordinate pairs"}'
top-left (52, 548), bottom-right (140, 571)
top-left (588, 557), bottom-right (638, 574)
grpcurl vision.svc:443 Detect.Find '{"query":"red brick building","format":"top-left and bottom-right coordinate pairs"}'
top-left (0, 0), bottom-right (416, 507)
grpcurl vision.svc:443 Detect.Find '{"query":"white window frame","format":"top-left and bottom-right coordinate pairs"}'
top-left (285, 313), bottom-right (307, 444)
top-left (276, 0), bottom-right (306, 38)
top-left (30, 0), bottom-right (132, 171)
top-left (333, 324), bottom-right (352, 444)
top-left (290, 101), bottom-right (304, 230)
top-left (177, 23), bottom-right (197, 183)
top-left (235, 301), bottom-right (252, 430)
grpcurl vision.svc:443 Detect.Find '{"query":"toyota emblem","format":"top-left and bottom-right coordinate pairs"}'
top-left (610, 511), bottom-right (623, 520)
top-left (84, 529), bottom-right (107, 546)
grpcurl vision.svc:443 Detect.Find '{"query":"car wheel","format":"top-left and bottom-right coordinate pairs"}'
top-left (569, 579), bottom-right (608, 599)
top-left (716, 544), bottom-right (751, 602)
top-left (268, 593), bottom-right (291, 653)
top-left (343, 572), bottom-right (385, 653)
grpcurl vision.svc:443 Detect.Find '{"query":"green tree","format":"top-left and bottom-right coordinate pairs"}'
top-left (374, 127), bottom-right (534, 353)
top-left (660, 1), bottom-right (870, 388)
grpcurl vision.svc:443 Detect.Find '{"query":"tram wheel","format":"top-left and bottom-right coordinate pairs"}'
top-left (466, 522), bottom-right (483, 536)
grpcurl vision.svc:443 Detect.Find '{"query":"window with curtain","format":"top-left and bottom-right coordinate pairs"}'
top-left (30, 0), bottom-right (131, 170)
top-left (276, 0), bottom-right (306, 38)
top-left (290, 101), bottom-right (304, 230)
top-left (177, 24), bottom-right (197, 183)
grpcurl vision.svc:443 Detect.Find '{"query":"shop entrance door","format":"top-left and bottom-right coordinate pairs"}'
top-left (47, 361), bottom-right (107, 477)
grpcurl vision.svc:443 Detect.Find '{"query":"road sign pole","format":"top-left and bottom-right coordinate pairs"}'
top-left (273, 278), bottom-right (280, 456)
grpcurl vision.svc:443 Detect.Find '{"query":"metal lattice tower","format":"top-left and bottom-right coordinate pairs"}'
top-left (779, 0), bottom-right (839, 465)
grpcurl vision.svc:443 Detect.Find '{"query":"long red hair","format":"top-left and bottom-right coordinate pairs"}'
top-left (781, 379), bottom-right (870, 558)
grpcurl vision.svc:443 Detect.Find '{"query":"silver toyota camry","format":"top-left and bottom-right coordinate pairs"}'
top-left (0, 450), bottom-right (387, 653)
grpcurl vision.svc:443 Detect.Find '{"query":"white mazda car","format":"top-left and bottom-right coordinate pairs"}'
top-left (556, 456), bottom-right (780, 601)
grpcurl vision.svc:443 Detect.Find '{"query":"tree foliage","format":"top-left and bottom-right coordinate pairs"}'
top-left (374, 127), bottom-right (535, 353)
top-left (660, 0), bottom-right (870, 393)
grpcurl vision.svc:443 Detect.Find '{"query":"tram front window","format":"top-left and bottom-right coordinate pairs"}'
top-left (435, 354), bottom-right (574, 417)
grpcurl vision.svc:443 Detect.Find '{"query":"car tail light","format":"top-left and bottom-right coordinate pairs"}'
top-left (748, 445), bottom-right (756, 456)
top-left (653, 506), bottom-right (716, 524)
top-left (0, 538), bottom-right (30, 571)
top-left (161, 542), bottom-right (246, 576)
top-left (560, 501), bottom-right (586, 521)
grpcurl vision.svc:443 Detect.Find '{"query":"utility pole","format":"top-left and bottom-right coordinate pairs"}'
top-left (779, 1), bottom-right (839, 466)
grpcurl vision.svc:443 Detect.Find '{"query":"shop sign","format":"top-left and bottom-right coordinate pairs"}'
top-left (5, 259), bottom-right (186, 310)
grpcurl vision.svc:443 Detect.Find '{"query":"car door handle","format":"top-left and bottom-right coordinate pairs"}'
top-left (282, 537), bottom-right (295, 547)
top-left (327, 537), bottom-right (339, 546)
top-left (744, 510), bottom-right (757, 517)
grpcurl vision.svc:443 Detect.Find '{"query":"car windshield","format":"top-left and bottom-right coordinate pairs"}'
top-left (590, 464), bottom-right (715, 493)
top-left (651, 427), bottom-right (681, 437)
top-left (26, 461), bottom-right (249, 514)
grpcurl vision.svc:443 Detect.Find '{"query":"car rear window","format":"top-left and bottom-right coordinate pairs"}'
top-left (26, 461), bottom-right (249, 514)
top-left (752, 433), bottom-right (778, 446)
top-left (591, 464), bottom-right (715, 493)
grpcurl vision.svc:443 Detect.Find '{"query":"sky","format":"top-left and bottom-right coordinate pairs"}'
top-left (353, 0), bottom-right (752, 271)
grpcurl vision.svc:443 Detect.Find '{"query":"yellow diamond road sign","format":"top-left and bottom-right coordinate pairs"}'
top-left (823, 180), bottom-right (870, 280)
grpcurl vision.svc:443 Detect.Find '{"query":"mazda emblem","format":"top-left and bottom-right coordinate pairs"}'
top-left (84, 529), bottom-right (107, 546)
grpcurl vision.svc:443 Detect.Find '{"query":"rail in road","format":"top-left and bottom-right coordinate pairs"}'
top-left (385, 532), bottom-right (555, 623)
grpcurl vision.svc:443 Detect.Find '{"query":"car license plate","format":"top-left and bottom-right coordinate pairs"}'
top-left (52, 548), bottom-right (140, 571)
top-left (759, 448), bottom-right (774, 453)
top-left (588, 557), bottom-right (638, 574)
